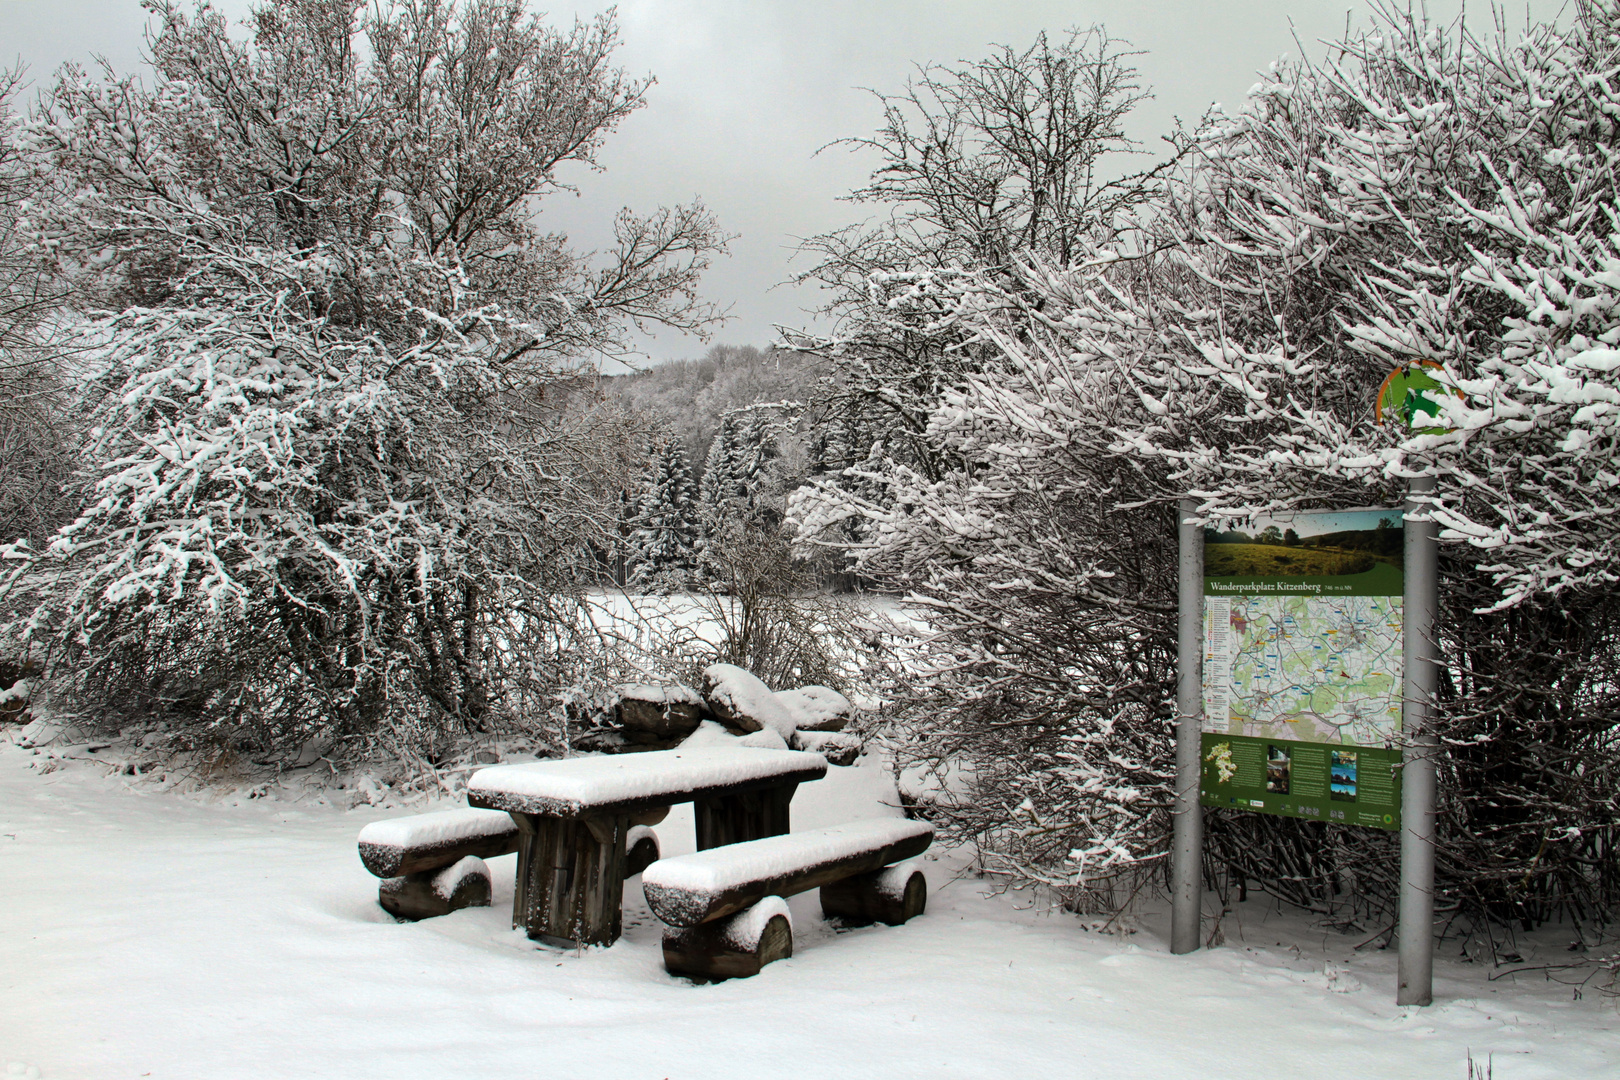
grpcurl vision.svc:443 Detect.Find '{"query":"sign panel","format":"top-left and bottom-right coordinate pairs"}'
top-left (1199, 509), bottom-right (1404, 830)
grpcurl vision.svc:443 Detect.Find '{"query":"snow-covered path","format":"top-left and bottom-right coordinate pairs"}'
top-left (2, 743), bottom-right (1615, 1080)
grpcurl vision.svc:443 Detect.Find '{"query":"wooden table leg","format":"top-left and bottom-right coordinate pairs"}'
top-left (694, 783), bottom-right (796, 850)
top-left (509, 811), bottom-right (629, 947)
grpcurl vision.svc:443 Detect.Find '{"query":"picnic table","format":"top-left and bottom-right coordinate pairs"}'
top-left (467, 747), bottom-right (828, 947)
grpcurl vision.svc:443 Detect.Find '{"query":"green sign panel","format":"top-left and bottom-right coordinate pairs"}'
top-left (1200, 509), bottom-right (1404, 830)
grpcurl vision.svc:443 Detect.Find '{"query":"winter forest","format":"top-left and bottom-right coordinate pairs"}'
top-left (4, 0), bottom-right (1620, 1076)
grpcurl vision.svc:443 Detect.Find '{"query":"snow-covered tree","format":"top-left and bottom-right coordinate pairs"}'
top-left (790, 27), bottom-right (1162, 482)
top-left (1, 0), bottom-right (727, 762)
top-left (697, 401), bottom-right (800, 526)
top-left (0, 70), bottom-right (72, 557)
top-left (794, 6), bottom-right (1620, 929)
top-left (627, 439), bottom-right (700, 593)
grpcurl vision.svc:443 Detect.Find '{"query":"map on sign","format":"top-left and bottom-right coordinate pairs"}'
top-left (1207, 594), bottom-right (1401, 747)
top-left (1199, 508), bottom-right (1405, 830)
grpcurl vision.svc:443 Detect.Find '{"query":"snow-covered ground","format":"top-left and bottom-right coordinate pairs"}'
top-left (3, 735), bottom-right (1617, 1080)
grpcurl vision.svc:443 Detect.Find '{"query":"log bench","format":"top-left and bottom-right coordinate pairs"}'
top-left (357, 808), bottom-right (522, 920)
top-left (641, 817), bottom-right (934, 980)
top-left (467, 747), bottom-right (827, 948)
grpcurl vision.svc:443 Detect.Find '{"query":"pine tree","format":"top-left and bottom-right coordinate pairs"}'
top-left (627, 440), bottom-right (701, 593)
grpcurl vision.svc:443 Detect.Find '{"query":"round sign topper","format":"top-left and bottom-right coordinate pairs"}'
top-left (1376, 362), bottom-right (1457, 434)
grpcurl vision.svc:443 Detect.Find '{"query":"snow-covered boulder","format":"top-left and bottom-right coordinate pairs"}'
top-left (699, 664), bottom-right (797, 739)
top-left (790, 729), bottom-right (862, 766)
top-left (774, 685), bottom-right (852, 732)
top-left (615, 683), bottom-right (707, 742)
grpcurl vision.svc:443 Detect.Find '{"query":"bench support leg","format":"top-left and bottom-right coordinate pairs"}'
top-left (510, 811), bottom-right (629, 947)
top-left (378, 857), bottom-right (493, 921)
top-left (694, 783), bottom-right (795, 850)
top-left (820, 863), bottom-right (928, 926)
top-left (662, 904), bottom-right (793, 981)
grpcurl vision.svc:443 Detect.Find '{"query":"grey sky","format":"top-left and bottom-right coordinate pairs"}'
top-left (1, 0), bottom-right (1568, 366)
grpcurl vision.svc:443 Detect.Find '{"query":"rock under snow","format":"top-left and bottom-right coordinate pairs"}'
top-left (790, 729), bottom-right (862, 766)
top-left (615, 682), bottom-right (707, 742)
top-left (700, 664), bottom-right (797, 738)
top-left (774, 685), bottom-right (852, 732)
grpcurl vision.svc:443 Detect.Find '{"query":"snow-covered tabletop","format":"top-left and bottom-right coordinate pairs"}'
top-left (466, 747), bottom-right (828, 818)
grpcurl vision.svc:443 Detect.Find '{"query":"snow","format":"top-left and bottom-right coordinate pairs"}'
top-left (873, 858), bottom-right (924, 900)
top-left (643, 818), bottom-right (935, 905)
top-left (791, 729), bottom-right (862, 761)
top-left (467, 747), bottom-right (826, 816)
top-left (737, 728), bottom-right (790, 751)
top-left (775, 685), bottom-right (851, 731)
top-left (719, 895), bottom-right (793, 951)
top-left (431, 856), bottom-right (490, 901)
top-left (626, 824), bottom-right (659, 855)
top-left (355, 808), bottom-right (516, 853)
top-left (616, 683), bottom-right (704, 707)
top-left (701, 663), bottom-right (798, 738)
top-left (4, 737), bottom-right (1619, 1080)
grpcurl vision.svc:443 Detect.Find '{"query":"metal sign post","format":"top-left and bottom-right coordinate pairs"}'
top-left (1171, 497), bottom-right (1204, 954)
top-left (1397, 474), bottom-right (1439, 1006)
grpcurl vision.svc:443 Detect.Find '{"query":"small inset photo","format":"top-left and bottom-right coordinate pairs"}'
top-left (1265, 744), bottom-right (1292, 795)
top-left (1331, 749), bottom-right (1359, 803)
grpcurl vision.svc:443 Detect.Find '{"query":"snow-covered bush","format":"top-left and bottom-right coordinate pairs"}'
top-left (795, 7), bottom-right (1620, 928)
top-left (0, 0), bottom-right (727, 764)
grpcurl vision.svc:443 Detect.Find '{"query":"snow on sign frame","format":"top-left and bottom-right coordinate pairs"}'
top-left (1199, 509), bottom-right (1404, 831)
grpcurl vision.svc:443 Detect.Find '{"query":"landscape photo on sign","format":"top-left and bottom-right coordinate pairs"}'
top-left (1200, 508), bottom-right (1404, 830)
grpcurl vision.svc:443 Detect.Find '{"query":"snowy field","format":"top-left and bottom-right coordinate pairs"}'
top-left (3, 735), bottom-right (1617, 1080)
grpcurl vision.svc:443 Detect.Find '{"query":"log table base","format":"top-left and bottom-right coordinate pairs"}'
top-left (694, 784), bottom-right (795, 850)
top-left (511, 812), bottom-right (629, 947)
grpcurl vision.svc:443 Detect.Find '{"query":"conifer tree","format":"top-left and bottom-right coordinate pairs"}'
top-left (627, 440), bottom-right (700, 593)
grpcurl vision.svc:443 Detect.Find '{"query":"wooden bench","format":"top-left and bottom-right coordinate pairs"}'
top-left (467, 747), bottom-right (827, 947)
top-left (641, 817), bottom-right (934, 979)
top-left (356, 808), bottom-right (522, 920)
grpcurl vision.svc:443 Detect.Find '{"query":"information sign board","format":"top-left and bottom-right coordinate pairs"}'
top-left (1199, 509), bottom-right (1404, 830)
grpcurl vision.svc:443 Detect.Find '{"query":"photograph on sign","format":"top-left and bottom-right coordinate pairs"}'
top-left (1199, 509), bottom-right (1404, 830)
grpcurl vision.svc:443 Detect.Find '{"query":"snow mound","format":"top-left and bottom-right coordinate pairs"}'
top-left (678, 720), bottom-right (744, 749)
top-left (738, 728), bottom-right (790, 751)
top-left (774, 686), bottom-right (851, 731)
top-left (700, 664), bottom-right (797, 738)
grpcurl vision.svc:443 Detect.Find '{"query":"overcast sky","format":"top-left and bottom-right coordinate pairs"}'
top-left (0, 0), bottom-right (1568, 365)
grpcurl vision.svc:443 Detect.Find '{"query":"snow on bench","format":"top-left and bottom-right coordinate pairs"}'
top-left (644, 818), bottom-right (934, 980)
top-left (357, 807), bottom-right (521, 878)
top-left (465, 747), bottom-right (828, 818)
